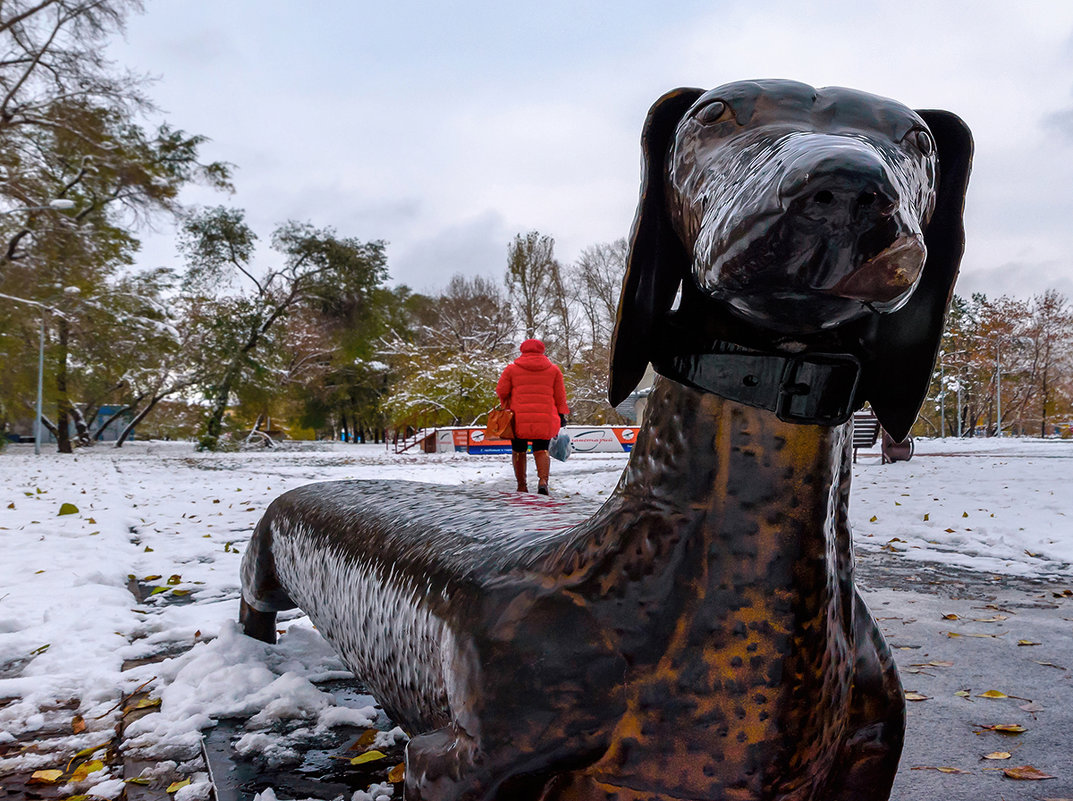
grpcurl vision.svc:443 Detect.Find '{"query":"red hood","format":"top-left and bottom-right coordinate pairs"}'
top-left (514, 352), bottom-right (554, 371)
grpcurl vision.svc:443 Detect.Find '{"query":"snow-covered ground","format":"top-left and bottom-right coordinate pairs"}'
top-left (0, 436), bottom-right (1071, 799)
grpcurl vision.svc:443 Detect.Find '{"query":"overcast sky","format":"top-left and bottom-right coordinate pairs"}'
top-left (111, 0), bottom-right (1073, 300)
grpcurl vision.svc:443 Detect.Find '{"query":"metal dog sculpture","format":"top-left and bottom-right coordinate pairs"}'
top-left (240, 80), bottom-right (972, 800)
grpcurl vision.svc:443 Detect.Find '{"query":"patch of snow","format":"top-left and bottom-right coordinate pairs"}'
top-left (1, 436), bottom-right (1071, 777)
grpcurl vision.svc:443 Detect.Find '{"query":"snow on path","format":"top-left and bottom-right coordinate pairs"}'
top-left (852, 437), bottom-right (1073, 576)
top-left (0, 437), bottom-right (1071, 792)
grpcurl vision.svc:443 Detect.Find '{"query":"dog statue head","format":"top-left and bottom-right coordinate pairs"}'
top-left (609, 80), bottom-right (973, 441)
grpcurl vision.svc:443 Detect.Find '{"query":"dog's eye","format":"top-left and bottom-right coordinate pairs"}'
top-left (913, 129), bottom-right (933, 156)
top-left (696, 101), bottom-right (733, 125)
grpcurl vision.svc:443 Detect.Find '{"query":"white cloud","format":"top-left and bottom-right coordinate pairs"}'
top-left (112, 0), bottom-right (1073, 299)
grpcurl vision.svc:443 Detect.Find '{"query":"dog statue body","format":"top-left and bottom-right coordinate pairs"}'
top-left (241, 80), bottom-right (972, 801)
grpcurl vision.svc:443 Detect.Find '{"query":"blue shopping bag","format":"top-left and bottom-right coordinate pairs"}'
top-left (549, 431), bottom-right (571, 462)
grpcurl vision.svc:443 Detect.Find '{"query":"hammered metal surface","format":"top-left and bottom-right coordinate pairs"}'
top-left (241, 382), bottom-right (903, 801)
top-left (239, 79), bottom-right (971, 801)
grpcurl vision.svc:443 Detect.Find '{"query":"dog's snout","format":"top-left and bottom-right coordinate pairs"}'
top-left (806, 180), bottom-right (896, 221)
top-left (781, 163), bottom-right (899, 226)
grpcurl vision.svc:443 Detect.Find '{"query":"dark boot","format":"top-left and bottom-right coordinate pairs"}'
top-left (512, 452), bottom-right (529, 492)
top-left (534, 450), bottom-right (551, 495)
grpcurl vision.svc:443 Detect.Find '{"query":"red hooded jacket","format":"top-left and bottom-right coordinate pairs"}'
top-left (496, 339), bottom-right (569, 440)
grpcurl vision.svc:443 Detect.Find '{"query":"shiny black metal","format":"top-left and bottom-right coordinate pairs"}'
top-left (240, 80), bottom-right (972, 801)
top-left (654, 349), bottom-right (861, 425)
top-left (609, 80), bottom-right (973, 442)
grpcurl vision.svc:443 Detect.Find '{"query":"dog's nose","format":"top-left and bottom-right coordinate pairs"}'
top-left (779, 149), bottom-right (899, 228)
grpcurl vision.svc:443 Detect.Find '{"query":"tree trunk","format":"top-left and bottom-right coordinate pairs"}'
top-left (71, 404), bottom-right (92, 446)
top-left (116, 395), bottom-right (163, 447)
top-left (245, 413), bottom-right (265, 445)
top-left (55, 318), bottom-right (72, 454)
top-left (199, 359), bottom-right (242, 451)
top-left (97, 404), bottom-right (135, 441)
top-left (1040, 367), bottom-right (1049, 438)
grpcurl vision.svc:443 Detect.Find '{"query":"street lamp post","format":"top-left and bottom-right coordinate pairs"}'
top-left (996, 339), bottom-right (1002, 438)
top-left (30, 286), bottom-right (78, 455)
top-left (938, 349), bottom-right (970, 438)
top-left (940, 358), bottom-right (946, 438)
top-left (34, 315), bottom-right (45, 454)
top-left (0, 198), bottom-right (77, 453)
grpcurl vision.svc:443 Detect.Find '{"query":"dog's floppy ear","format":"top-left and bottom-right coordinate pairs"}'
top-left (860, 110), bottom-right (973, 442)
top-left (608, 87), bottom-right (704, 407)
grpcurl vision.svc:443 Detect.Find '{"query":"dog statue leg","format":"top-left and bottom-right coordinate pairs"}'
top-left (238, 512), bottom-right (297, 644)
top-left (239, 598), bottom-right (278, 644)
top-left (825, 591), bottom-right (905, 799)
top-left (404, 594), bottom-right (627, 801)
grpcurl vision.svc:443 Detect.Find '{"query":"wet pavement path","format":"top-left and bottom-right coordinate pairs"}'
top-left (856, 550), bottom-right (1073, 800)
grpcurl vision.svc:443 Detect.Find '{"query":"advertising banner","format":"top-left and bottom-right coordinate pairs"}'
top-left (467, 428), bottom-right (513, 454)
top-left (426, 426), bottom-right (640, 454)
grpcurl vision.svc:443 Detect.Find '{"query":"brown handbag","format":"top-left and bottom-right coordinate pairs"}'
top-left (485, 408), bottom-right (515, 440)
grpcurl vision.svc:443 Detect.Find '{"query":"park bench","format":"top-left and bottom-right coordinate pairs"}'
top-left (853, 409), bottom-right (915, 463)
top-left (852, 409), bottom-right (881, 463)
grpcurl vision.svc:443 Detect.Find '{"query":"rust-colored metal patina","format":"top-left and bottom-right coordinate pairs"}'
top-left (241, 80), bottom-right (972, 801)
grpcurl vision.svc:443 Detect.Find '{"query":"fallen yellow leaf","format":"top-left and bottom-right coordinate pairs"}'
top-left (28, 769), bottom-right (63, 784)
top-left (72, 741), bottom-right (110, 759)
top-left (349, 729), bottom-right (379, 750)
top-left (388, 762), bottom-right (405, 783)
top-left (942, 613), bottom-right (960, 620)
top-left (350, 749), bottom-right (387, 766)
top-left (1003, 765), bottom-right (1056, 780)
top-left (983, 752), bottom-right (1011, 760)
top-left (977, 724), bottom-right (1027, 734)
top-left (70, 759), bottom-right (105, 782)
top-left (905, 692), bottom-right (930, 701)
top-left (1018, 640), bottom-right (1041, 646)
top-left (910, 766), bottom-right (969, 774)
top-left (71, 714), bottom-right (86, 734)
top-left (166, 779), bottom-right (191, 793)
top-left (977, 690), bottom-right (1009, 699)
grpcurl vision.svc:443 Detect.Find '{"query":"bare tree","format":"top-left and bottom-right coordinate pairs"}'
top-left (573, 238), bottom-right (627, 348)
top-left (1025, 290), bottom-right (1073, 436)
top-left (419, 274), bottom-right (514, 356)
top-left (505, 231), bottom-right (559, 340)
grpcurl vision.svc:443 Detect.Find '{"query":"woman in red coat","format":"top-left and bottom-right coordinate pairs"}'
top-left (496, 338), bottom-right (569, 495)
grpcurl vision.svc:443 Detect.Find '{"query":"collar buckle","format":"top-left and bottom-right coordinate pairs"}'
top-left (774, 353), bottom-right (862, 425)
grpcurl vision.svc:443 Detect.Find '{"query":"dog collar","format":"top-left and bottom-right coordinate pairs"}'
top-left (652, 349), bottom-right (863, 426)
